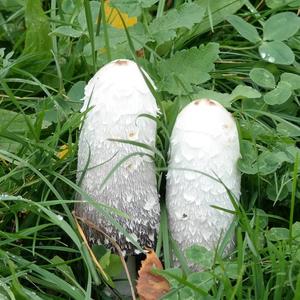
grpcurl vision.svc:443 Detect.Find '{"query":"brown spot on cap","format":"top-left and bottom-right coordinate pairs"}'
top-left (208, 99), bottom-right (216, 105)
top-left (126, 163), bottom-right (133, 170)
top-left (194, 100), bottom-right (200, 105)
top-left (128, 132), bottom-right (135, 137)
top-left (115, 60), bottom-right (128, 65)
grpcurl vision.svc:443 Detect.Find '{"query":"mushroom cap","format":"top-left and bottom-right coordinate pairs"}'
top-left (76, 59), bottom-right (160, 255)
top-left (81, 59), bottom-right (157, 115)
top-left (166, 98), bottom-right (241, 257)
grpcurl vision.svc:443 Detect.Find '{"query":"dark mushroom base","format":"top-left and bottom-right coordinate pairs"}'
top-left (75, 203), bottom-right (158, 256)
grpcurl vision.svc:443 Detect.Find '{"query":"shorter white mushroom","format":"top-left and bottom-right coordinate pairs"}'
top-left (166, 99), bottom-right (241, 260)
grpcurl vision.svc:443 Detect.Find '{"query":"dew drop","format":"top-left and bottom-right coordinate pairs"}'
top-left (56, 214), bottom-right (63, 221)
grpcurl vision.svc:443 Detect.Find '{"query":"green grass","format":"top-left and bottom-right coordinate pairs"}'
top-left (0, 0), bottom-right (300, 299)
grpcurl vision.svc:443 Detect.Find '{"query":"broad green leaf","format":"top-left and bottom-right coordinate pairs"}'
top-left (259, 41), bottom-right (295, 65)
top-left (160, 293), bottom-right (178, 300)
top-left (257, 150), bottom-right (288, 175)
top-left (185, 245), bottom-right (213, 269)
top-left (192, 88), bottom-right (232, 108)
top-left (23, 0), bottom-right (51, 53)
top-left (97, 248), bottom-right (122, 278)
top-left (187, 272), bottom-right (213, 292)
top-left (140, 0), bottom-right (159, 7)
top-left (179, 287), bottom-right (194, 299)
top-left (22, 0), bottom-right (52, 72)
top-left (151, 31), bottom-right (177, 45)
top-left (51, 26), bottom-right (83, 38)
top-left (249, 68), bottom-right (276, 89)
top-left (149, 3), bottom-right (205, 44)
top-left (162, 98), bottom-right (182, 133)
top-left (157, 43), bottom-right (219, 95)
top-left (266, 0), bottom-right (300, 8)
top-left (0, 109), bottom-right (34, 133)
top-left (84, 23), bottom-right (149, 54)
top-left (239, 119), bottom-right (271, 140)
top-left (102, 23), bottom-right (149, 49)
top-left (231, 85), bottom-right (261, 100)
top-left (67, 81), bottom-right (86, 102)
top-left (215, 262), bottom-right (239, 279)
top-left (266, 181), bottom-right (289, 201)
top-left (238, 140), bottom-right (258, 174)
top-left (292, 222), bottom-right (300, 241)
top-left (0, 0), bottom-right (22, 11)
top-left (104, 1), bottom-right (138, 29)
top-left (289, 0), bottom-right (300, 6)
top-left (62, 0), bottom-right (75, 14)
top-left (264, 81), bottom-right (292, 105)
top-left (0, 109), bottom-right (34, 152)
top-left (174, 0), bottom-right (244, 49)
top-left (263, 12), bottom-right (300, 41)
top-left (112, 23), bottom-right (150, 49)
top-left (110, 0), bottom-right (159, 16)
top-left (0, 290), bottom-right (9, 300)
top-left (152, 3), bottom-right (206, 30)
top-left (287, 35), bottom-right (300, 51)
top-left (77, 1), bottom-right (100, 30)
top-left (284, 146), bottom-right (300, 162)
top-left (227, 15), bottom-right (261, 43)
top-left (91, 244), bottom-right (107, 259)
top-left (99, 251), bottom-right (111, 269)
top-left (159, 268), bottom-right (183, 288)
top-left (267, 227), bottom-right (289, 241)
top-left (105, 254), bottom-right (122, 277)
top-left (254, 209), bottom-right (269, 230)
top-left (280, 73), bottom-right (300, 90)
top-left (277, 122), bottom-right (300, 137)
top-left (51, 256), bottom-right (76, 283)
top-left (296, 249), bottom-right (300, 264)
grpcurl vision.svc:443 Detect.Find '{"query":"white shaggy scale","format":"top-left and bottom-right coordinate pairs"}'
top-left (76, 59), bottom-right (160, 255)
top-left (166, 99), bottom-right (241, 255)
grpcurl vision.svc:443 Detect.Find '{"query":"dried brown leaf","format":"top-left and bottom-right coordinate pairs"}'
top-left (136, 250), bottom-right (170, 300)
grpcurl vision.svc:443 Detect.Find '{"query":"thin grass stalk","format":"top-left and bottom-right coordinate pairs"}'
top-left (83, 0), bottom-right (96, 72)
top-left (289, 153), bottom-right (299, 244)
top-left (100, 0), bottom-right (112, 61)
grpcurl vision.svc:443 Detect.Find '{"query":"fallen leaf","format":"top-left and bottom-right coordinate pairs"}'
top-left (56, 144), bottom-right (69, 159)
top-left (104, 0), bottom-right (137, 29)
top-left (136, 250), bottom-right (170, 300)
top-left (136, 48), bottom-right (144, 58)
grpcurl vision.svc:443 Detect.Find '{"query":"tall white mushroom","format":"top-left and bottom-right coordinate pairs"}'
top-left (166, 99), bottom-right (241, 258)
top-left (76, 59), bottom-right (160, 256)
